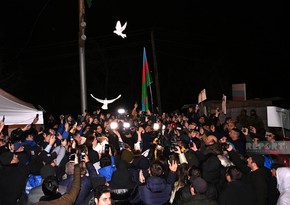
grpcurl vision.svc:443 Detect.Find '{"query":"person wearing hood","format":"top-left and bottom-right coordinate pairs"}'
top-left (109, 159), bottom-right (137, 204)
top-left (276, 167), bottom-right (290, 205)
top-left (129, 159), bottom-right (177, 205)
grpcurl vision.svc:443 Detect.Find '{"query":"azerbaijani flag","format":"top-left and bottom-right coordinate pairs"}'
top-left (141, 47), bottom-right (153, 112)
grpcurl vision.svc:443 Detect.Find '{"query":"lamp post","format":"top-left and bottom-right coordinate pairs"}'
top-left (79, 0), bottom-right (87, 113)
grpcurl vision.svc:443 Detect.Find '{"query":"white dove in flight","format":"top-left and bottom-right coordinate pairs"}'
top-left (113, 20), bottom-right (127, 38)
top-left (90, 94), bottom-right (122, 110)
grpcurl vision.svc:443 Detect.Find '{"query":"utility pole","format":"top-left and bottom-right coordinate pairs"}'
top-left (150, 30), bottom-right (162, 114)
top-left (79, 0), bottom-right (87, 112)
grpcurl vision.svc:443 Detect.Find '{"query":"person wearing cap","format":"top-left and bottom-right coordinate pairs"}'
top-left (226, 145), bottom-right (275, 205)
top-left (182, 177), bottom-right (217, 205)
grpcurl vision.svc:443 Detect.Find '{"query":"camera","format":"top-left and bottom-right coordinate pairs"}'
top-left (104, 144), bottom-right (110, 154)
top-left (189, 139), bottom-right (194, 147)
top-left (79, 151), bottom-right (86, 161)
top-left (69, 153), bottom-right (76, 161)
top-left (119, 142), bottom-right (125, 150)
top-left (170, 136), bottom-right (178, 151)
top-left (69, 152), bottom-right (85, 162)
top-left (220, 142), bottom-right (229, 151)
top-left (171, 123), bottom-right (182, 131)
top-left (176, 126), bottom-right (182, 131)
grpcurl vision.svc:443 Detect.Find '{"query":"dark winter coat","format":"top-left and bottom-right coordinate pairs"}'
top-left (218, 180), bottom-right (255, 205)
top-left (228, 150), bottom-right (272, 205)
top-left (0, 163), bottom-right (30, 205)
top-left (182, 194), bottom-right (217, 205)
top-left (129, 171), bottom-right (176, 205)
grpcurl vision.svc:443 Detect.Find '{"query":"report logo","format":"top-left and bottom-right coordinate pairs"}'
top-left (246, 141), bottom-right (290, 154)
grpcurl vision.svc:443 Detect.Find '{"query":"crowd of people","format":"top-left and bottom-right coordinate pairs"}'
top-left (0, 103), bottom-right (289, 205)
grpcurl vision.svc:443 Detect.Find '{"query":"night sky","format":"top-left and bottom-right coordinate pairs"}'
top-left (1, 0), bottom-right (289, 117)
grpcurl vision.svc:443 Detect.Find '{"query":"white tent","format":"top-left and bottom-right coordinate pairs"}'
top-left (0, 88), bottom-right (44, 125)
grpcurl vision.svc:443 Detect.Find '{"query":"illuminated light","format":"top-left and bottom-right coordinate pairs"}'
top-left (123, 122), bottom-right (130, 128)
top-left (153, 123), bottom-right (160, 131)
top-left (117, 108), bottom-right (125, 114)
top-left (110, 122), bottom-right (118, 130)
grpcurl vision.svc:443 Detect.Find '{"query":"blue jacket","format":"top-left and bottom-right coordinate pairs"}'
top-left (98, 156), bottom-right (116, 182)
top-left (130, 171), bottom-right (176, 205)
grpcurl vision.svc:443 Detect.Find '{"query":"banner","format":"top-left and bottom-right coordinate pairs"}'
top-left (198, 89), bottom-right (207, 104)
top-left (232, 83), bottom-right (246, 101)
top-left (267, 106), bottom-right (290, 130)
top-left (222, 94), bottom-right (227, 114)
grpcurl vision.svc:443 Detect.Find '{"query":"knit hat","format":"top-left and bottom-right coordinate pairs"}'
top-left (120, 149), bottom-right (134, 163)
top-left (0, 151), bottom-right (14, 165)
top-left (40, 164), bottom-right (56, 179)
top-left (191, 177), bottom-right (207, 194)
top-left (137, 156), bottom-right (150, 170)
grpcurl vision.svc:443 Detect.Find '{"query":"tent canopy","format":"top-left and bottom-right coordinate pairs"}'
top-left (0, 88), bottom-right (44, 125)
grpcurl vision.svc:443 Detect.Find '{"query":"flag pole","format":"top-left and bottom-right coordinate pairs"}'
top-left (148, 80), bottom-right (154, 112)
top-left (151, 31), bottom-right (162, 114)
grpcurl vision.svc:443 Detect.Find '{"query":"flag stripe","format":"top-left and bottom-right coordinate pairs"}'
top-left (141, 47), bottom-right (152, 112)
